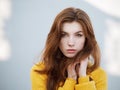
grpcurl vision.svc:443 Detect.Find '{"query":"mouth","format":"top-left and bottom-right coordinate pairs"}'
top-left (67, 49), bottom-right (76, 53)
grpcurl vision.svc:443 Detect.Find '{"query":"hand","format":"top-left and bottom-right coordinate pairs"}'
top-left (67, 62), bottom-right (77, 80)
top-left (78, 57), bottom-right (88, 77)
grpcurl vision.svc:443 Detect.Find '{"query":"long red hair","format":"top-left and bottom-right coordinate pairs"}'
top-left (36, 7), bottom-right (100, 90)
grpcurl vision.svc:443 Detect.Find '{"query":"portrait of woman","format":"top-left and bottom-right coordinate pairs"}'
top-left (30, 7), bottom-right (107, 90)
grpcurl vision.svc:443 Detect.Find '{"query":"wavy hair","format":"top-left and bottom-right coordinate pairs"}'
top-left (36, 7), bottom-right (100, 90)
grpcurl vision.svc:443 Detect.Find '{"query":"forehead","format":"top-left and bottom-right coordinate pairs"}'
top-left (62, 21), bottom-right (83, 33)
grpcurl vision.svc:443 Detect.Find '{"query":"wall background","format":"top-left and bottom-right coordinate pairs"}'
top-left (0, 0), bottom-right (120, 90)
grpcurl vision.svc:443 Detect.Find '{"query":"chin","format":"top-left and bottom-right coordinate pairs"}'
top-left (65, 54), bottom-right (76, 58)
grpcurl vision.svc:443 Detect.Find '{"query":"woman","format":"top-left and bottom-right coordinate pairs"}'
top-left (31, 7), bottom-right (107, 90)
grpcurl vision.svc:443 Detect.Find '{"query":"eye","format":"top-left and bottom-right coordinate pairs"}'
top-left (76, 33), bottom-right (83, 37)
top-left (61, 32), bottom-right (66, 37)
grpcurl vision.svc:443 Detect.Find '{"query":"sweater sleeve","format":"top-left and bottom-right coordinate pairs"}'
top-left (90, 67), bottom-right (108, 90)
top-left (75, 76), bottom-right (96, 90)
top-left (75, 67), bottom-right (107, 90)
top-left (58, 78), bottom-right (76, 90)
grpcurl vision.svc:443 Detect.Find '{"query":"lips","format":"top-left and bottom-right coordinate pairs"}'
top-left (67, 49), bottom-right (76, 53)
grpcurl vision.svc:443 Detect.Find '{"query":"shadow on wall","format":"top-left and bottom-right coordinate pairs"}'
top-left (84, 1), bottom-right (120, 90)
top-left (0, 0), bottom-right (11, 61)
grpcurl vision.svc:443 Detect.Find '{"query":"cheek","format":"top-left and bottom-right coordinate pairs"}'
top-left (60, 38), bottom-right (67, 46)
top-left (59, 39), bottom-right (66, 50)
top-left (77, 38), bottom-right (85, 48)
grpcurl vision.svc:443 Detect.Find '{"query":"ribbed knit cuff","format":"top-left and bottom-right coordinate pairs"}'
top-left (62, 78), bottom-right (76, 90)
top-left (78, 75), bottom-right (89, 83)
top-left (66, 78), bottom-right (76, 84)
top-left (75, 81), bottom-right (96, 90)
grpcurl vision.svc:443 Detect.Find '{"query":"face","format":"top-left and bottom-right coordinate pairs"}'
top-left (59, 21), bottom-right (86, 58)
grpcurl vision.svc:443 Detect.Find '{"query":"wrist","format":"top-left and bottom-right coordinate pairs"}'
top-left (68, 74), bottom-right (77, 80)
top-left (79, 72), bottom-right (86, 77)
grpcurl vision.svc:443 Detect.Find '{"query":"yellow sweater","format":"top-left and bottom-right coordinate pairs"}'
top-left (30, 62), bottom-right (107, 90)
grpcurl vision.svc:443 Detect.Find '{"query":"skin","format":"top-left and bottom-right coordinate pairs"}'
top-left (59, 21), bottom-right (88, 80)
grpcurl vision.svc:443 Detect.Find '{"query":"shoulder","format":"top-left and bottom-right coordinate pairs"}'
top-left (30, 61), bottom-right (47, 80)
top-left (91, 67), bottom-right (106, 75)
top-left (89, 67), bottom-right (107, 81)
top-left (31, 61), bottom-right (45, 71)
top-left (30, 62), bottom-right (47, 88)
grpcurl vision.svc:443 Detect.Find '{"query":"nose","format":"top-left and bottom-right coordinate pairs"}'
top-left (67, 37), bottom-right (75, 47)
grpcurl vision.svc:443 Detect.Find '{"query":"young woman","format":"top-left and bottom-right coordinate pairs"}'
top-left (31, 7), bottom-right (107, 90)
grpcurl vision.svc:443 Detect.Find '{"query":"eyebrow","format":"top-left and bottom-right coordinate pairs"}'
top-left (75, 31), bottom-right (83, 34)
top-left (61, 31), bottom-right (83, 34)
